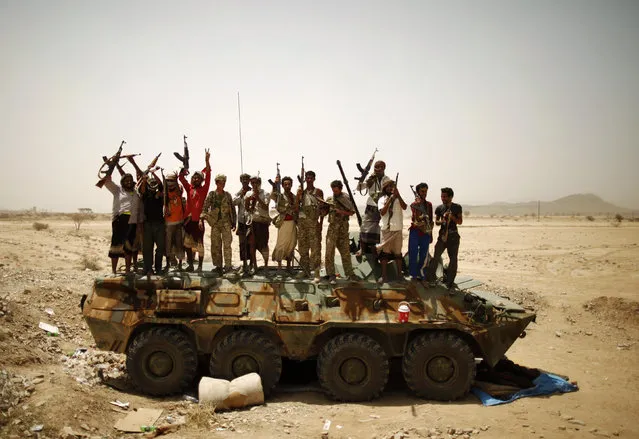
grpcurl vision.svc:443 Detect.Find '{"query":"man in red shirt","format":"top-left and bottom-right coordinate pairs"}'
top-left (179, 149), bottom-right (211, 272)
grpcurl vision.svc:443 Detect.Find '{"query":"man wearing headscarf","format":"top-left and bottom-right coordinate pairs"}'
top-left (202, 174), bottom-right (236, 274)
top-left (139, 172), bottom-right (166, 275)
top-left (270, 175), bottom-right (298, 273)
top-left (179, 149), bottom-right (211, 272)
top-left (164, 172), bottom-right (185, 270)
top-left (103, 173), bottom-right (137, 274)
top-left (233, 173), bottom-right (252, 274)
top-left (356, 160), bottom-right (390, 255)
top-left (244, 176), bottom-right (271, 273)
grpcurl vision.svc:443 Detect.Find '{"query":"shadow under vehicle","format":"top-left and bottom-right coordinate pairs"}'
top-left (81, 252), bottom-right (535, 402)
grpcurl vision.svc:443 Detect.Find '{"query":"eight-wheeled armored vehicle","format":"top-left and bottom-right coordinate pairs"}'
top-left (81, 255), bottom-right (535, 402)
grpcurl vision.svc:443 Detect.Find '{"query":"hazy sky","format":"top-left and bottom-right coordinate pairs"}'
top-left (2, 0), bottom-right (638, 212)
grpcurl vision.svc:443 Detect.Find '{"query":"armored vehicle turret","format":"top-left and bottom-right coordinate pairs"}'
top-left (81, 255), bottom-right (535, 402)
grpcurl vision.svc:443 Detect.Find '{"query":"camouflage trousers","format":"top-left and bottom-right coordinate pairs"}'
top-left (209, 222), bottom-right (233, 268)
top-left (325, 220), bottom-right (353, 276)
top-left (297, 218), bottom-right (321, 272)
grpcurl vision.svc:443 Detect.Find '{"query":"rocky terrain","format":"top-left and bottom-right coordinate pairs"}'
top-left (1, 216), bottom-right (638, 438)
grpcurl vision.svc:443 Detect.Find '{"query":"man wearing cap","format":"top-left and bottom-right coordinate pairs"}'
top-left (356, 160), bottom-right (390, 255)
top-left (244, 176), bottom-right (271, 273)
top-left (325, 180), bottom-right (358, 284)
top-left (139, 172), bottom-right (166, 275)
top-left (270, 175), bottom-right (298, 273)
top-left (233, 173), bottom-right (252, 274)
top-left (296, 170), bottom-right (325, 280)
top-left (164, 172), bottom-right (185, 270)
top-left (202, 174), bottom-right (236, 274)
top-left (103, 173), bottom-right (137, 274)
top-left (179, 149), bottom-right (211, 272)
top-left (376, 179), bottom-right (407, 283)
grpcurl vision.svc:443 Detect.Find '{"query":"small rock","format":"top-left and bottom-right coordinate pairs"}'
top-left (569, 419), bottom-right (586, 426)
top-left (30, 425), bottom-right (44, 432)
top-left (555, 331), bottom-right (561, 337)
top-left (558, 426), bottom-right (566, 431)
top-left (80, 423), bottom-right (91, 431)
top-left (585, 331), bottom-right (593, 336)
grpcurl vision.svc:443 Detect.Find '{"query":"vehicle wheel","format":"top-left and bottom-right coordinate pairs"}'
top-left (209, 331), bottom-right (282, 396)
top-left (317, 333), bottom-right (389, 402)
top-left (126, 327), bottom-right (197, 396)
top-left (402, 332), bottom-right (475, 401)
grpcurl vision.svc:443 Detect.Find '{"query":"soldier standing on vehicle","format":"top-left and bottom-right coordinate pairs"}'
top-left (179, 149), bottom-right (211, 272)
top-left (325, 180), bottom-right (358, 284)
top-left (296, 170), bottom-right (324, 281)
top-left (271, 175), bottom-right (298, 273)
top-left (201, 174), bottom-right (236, 274)
top-left (426, 187), bottom-right (463, 289)
top-left (164, 172), bottom-right (185, 270)
top-left (356, 160), bottom-right (390, 255)
top-left (139, 173), bottom-right (166, 275)
top-left (408, 183), bottom-right (433, 280)
top-left (233, 173), bottom-right (252, 274)
top-left (103, 173), bottom-right (137, 274)
top-left (376, 179), bottom-right (407, 283)
top-left (245, 176), bottom-right (271, 273)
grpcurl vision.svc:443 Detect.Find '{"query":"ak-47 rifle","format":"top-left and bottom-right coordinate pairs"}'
top-left (134, 153), bottom-right (162, 191)
top-left (96, 140), bottom-right (125, 188)
top-left (268, 162), bottom-right (281, 193)
top-left (336, 160), bottom-right (362, 226)
top-left (161, 169), bottom-right (169, 217)
top-left (386, 172), bottom-right (400, 226)
top-left (355, 147), bottom-right (378, 189)
top-left (297, 156), bottom-right (305, 210)
top-left (174, 135), bottom-right (190, 175)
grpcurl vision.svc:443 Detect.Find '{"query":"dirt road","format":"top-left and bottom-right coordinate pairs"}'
top-left (1, 216), bottom-right (637, 438)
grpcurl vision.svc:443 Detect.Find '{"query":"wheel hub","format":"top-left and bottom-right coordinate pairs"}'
top-left (147, 351), bottom-right (174, 378)
top-left (232, 355), bottom-right (259, 377)
top-left (426, 355), bottom-right (455, 383)
top-left (339, 358), bottom-right (367, 385)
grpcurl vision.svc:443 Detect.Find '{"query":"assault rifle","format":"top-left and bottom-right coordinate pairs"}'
top-left (336, 160), bottom-right (362, 226)
top-left (355, 147), bottom-right (378, 185)
top-left (96, 140), bottom-right (125, 188)
top-left (174, 135), bottom-right (190, 174)
top-left (386, 172), bottom-right (400, 225)
top-left (297, 156), bottom-right (305, 210)
top-left (268, 162), bottom-right (281, 193)
top-left (134, 153), bottom-right (162, 191)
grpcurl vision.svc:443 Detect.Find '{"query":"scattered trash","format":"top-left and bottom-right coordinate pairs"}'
top-left (109, 400), bottom-right (130, 409)
top-left (140, 426), bottom-right (157, 432)
top-left (30, 424), bottom-right (44, 432)
top-left (44, 308), bottom-right (55, 316)
top-left (114, 408), bottom-right (163, 433)
top-left (369, 414), bottom-right (381, 419)
top-left (321, 419), bottom-right (331, 438)
top-left (182, 394), bottom-right (198, 403)
top-left (38, 322), bottom-right (59, 336)
top-left (72, 348), bottom-right (88, 357)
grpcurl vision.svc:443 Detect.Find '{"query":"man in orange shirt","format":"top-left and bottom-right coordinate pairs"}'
top-left (164, 172), bottom-right (185, 270)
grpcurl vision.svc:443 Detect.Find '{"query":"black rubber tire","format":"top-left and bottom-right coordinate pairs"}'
top-left (126, 327), bottom-right (198, 396)
top-left (402, 331), bottom-right (475, 401)
top-left (209, 330), bottom-right (282, 396)
top-left (317, 333), bottom-right (389, 402)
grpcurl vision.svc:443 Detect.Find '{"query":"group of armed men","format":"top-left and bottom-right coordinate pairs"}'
top-left (102, 150), bottom-right (463, 287)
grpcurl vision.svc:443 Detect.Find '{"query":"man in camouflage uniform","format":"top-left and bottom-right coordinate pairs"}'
top-left (201, 174), bottom-right (236, 273)
top-left (296, 170), bottom-right (325, 280)
top-left (324, 180), bottom-right (358, 284)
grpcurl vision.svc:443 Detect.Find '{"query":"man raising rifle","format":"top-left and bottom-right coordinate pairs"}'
top-left (296, 170), bottom-right (325, 281)
top-left (356, 160), bottom-right (390, 255)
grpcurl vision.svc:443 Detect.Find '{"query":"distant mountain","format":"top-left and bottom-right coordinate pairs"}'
top-left (466, 194), bottom-right (634, 216)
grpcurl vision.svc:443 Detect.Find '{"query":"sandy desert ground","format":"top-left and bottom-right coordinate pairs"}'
top-left (0, 215), bottom-right (638, 439)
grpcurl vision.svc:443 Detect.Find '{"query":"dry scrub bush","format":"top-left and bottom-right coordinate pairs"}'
top-left (615, 213), bottom-right (624, 223)
top-left (80, 255), bottom-right (101, 271)
top-left (586, 215), bottom-right (595, 222)
top-left (32, 222), bottom-right (49, 231)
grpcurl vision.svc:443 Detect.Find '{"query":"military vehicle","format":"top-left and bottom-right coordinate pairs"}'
top-left (81, 255), bottom-right (535, 402)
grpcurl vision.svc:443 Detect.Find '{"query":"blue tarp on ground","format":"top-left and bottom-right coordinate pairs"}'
top-left (472, 373), bottom-right (579, 406)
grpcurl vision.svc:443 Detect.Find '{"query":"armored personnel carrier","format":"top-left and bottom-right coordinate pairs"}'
top-left (81, 255), bottom-right (535, 402)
